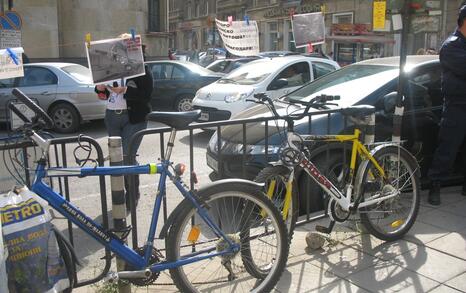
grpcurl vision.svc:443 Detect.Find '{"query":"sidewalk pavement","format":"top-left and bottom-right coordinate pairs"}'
top-left (74, 185), bottom-right (466, 292)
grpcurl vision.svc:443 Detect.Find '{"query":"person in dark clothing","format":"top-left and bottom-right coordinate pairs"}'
top-left (95, 41), bottom-right (153, 208)
top-left (428, 5), bottom-right (466, 205)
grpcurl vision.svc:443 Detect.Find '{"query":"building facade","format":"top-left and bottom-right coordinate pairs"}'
top-left (169, 0), bottom-right (465, 64)
top-left (7, 0), bottom-right (170, 62)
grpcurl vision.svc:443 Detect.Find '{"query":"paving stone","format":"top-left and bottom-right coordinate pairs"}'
top-left (428, 284), bottom-right (464, 293)
top-left (439, 200), bottom-right (466, 218)
top-left (393, 245), bottom-right (466, 283)
top-left (305, 278), bottom-right (370, 293)
top-left (345, 262), bottom-right (440, 292)
top-left (445, 272), bottom-right (466, 292)
top-left (344, 233), bottom-right (418, 261)
top-left (298, 242), bottom-right (380, 278)
top-left (290, 225), bottom-right (361, 258)
top-left (403, 221), bottom-right (449, 246)
top-left (426, 231), bottom-right (466, 261)
top-left (417, 208), bottom-right (466, 232)
top-left (274, 257), bottom-right (341, 292)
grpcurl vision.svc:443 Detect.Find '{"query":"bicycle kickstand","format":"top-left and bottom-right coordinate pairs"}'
top-left (315, 220), bottom-right (335, 234)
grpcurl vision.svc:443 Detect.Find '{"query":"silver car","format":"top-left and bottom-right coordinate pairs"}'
top-left (0, 63), bottom-right (106, 133)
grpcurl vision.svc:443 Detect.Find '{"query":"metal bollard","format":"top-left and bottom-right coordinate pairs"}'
top-left (364, 113), bottom-right (376, 145)
top-left (392, 106), bottom-right (404, 143)
top-left (108, 137), bottom-right (131, 293)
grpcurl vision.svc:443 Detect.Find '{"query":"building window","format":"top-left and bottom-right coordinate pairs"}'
top-left (195, 2), bottom-right (200, 17)
top-left (148, 0), bottom-right (161, 32)
top-left (268, 22), bottom-right (279, 51)
top-left (187, 3), bottom-right (192, 19)
top-left (332, 12), bottom-right (354, 24)
top-left (169, 0), bottom-right (176, 11)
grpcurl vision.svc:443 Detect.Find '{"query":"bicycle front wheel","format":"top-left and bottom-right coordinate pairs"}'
top-left (358, 145), bottom-right (420, 241)
top-left (166, 181), bottom-right (288, 293)
top-left (255, 165), bottom-right (299, 242)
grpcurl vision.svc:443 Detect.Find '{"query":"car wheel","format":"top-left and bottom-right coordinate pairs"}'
top-left (49, 103), bottom-right (80, 133)
top-left (175, 95), bottom-right (193, 112)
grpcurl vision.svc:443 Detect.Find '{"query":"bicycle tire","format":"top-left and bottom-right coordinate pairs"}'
top-left (358, 145), bottom-right (420, 241)
top-left (255, 165), bottom-right (299, 242)
top-left (166, 181), bottom-right (288, 293)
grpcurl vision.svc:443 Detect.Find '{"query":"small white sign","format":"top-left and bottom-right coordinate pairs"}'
top-left (392, 14), bottom-right (403, 31)
top-left (0, 29), bottom-right (21, 49)
top-left (0, 47), bottom-right (24, 79)
top-left (8, 100), bottom-right (36, 130)
top-left (215, 19), bottom-right (260, 56)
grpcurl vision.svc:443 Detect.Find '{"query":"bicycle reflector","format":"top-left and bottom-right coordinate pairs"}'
top-left (174, 163), bottom-right (186, 176)
top-left (391, 220), bottom-right (404, 228)
top-left (187, 225), bottom-right (201, 243)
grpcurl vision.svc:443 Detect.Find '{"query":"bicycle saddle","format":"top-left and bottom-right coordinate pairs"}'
top-left (146, 110), bottom-right (201, 129)
top-left (340, 105), bottom-right (376, 117)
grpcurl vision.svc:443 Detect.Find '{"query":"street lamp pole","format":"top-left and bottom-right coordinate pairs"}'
top-left (392, 0), bottom-right (411, 142)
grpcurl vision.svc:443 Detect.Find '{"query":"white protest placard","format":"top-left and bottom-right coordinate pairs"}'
top-left (215, 19), bottom-right (260, 56)
top-left (86, 35), bottom-right (145, 84)
top-left (291, 12), bottom-right (325, 48)
top-left (0, 47), bottom-right (24, 79)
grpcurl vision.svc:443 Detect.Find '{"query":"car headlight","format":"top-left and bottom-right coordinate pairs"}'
top-left (224, 89), bottom-right (254, 103)
top-left (193, 91), bottom-right (201, 102)
top-left (208, 132), bottom-right (226, 153)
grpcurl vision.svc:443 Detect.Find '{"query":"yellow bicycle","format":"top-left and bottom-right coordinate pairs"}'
top-left (253, 93), bottom-right (421, 242)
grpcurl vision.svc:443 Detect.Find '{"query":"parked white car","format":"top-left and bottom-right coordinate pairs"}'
top-left (192, 56), bottom-right (340, 122)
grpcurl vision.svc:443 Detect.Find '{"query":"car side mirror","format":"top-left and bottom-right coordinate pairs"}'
top-left (269, 78), bottom-right (288, 90)
top-left (383, 92), bottom-right (398, 113)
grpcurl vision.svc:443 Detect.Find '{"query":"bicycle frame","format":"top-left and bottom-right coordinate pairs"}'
top-left (30, 157), bottom-right (239, 273)
top-left (280, 128), bottom-right (391, 212)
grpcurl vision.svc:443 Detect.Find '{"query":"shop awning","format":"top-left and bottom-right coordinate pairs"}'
top-left (327, 35), bottom-right (395, 44)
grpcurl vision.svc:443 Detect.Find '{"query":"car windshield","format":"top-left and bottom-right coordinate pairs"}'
top-left (218, 61), bottom-right (277, 85)
top-left (207, 60), bottom-right (228, 72)
top-left (183, 62), bottom-right (217, 75)
top-left (62, 64), bottom-right (92, 84)
top-left (287, 64), bottom-right (399, 106)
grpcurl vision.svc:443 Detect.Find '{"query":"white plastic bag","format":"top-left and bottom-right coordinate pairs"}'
top-left (0, 186), bottom-right (69, 293)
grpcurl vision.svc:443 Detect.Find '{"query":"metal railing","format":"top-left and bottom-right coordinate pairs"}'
top-left (0, 135), bottom-right (111, 288)
top-left (126, 109), bottom-right (371, 248)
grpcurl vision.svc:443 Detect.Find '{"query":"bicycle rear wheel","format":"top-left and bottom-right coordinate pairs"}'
top-left (358, 145), bottom-right (420, 241)
top-left (255, 165), bottom-right (299, 242)
top-left (166, 181), bottom-right (288, 293)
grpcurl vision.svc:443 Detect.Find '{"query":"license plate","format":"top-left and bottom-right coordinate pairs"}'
top-left (206, 153), bottom-right (218, 172)
top-left (199, 112), bottom-right (209, 121)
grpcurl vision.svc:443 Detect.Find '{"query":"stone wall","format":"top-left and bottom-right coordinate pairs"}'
top-left (14, 0), bottom-right (60, 58)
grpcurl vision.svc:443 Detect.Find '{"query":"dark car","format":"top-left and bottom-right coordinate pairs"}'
top-left (206, 55), bottom-right (464, 212)
top-left (206, 57), bottom-right (260, 74)
top-left (145, 61), bottom-right (223, 111)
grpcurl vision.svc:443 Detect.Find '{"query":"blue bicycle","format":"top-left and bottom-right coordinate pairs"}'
top-left (6, 89), bottom-right (289, 292)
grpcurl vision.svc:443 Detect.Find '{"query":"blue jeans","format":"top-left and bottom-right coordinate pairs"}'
top-left (104, 110), bottom-right (147, 159)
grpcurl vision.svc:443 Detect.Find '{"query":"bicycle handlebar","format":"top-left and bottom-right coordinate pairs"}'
top-left (251, 93), bottom-right (341, 121)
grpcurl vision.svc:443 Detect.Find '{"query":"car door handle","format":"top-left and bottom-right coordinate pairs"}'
top-left (41, 91), bottom-right (51, 95)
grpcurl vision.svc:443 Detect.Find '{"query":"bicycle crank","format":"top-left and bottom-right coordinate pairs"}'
top-left (124, 246), bottom-right (164, 286)
top-left (328, 198), bottom-right (350, 222)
